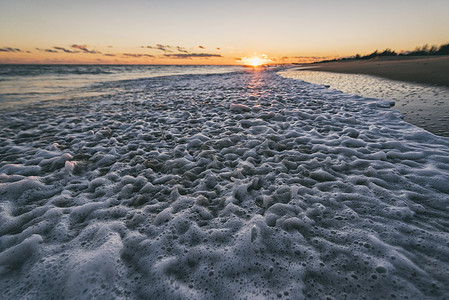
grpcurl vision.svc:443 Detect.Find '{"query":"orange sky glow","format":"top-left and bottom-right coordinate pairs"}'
top-left (0, 45), bottom-right (335, 65)
top-left (1, 0), bottom-right (448, 65)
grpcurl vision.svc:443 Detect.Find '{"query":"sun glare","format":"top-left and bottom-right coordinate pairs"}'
top-left (247, 57), bottom-right (264, 67)
top-left (241, 54), bottom-right (270, 67)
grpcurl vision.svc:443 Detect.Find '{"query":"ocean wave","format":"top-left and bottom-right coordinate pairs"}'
top-left (0, 65), bottom-right (114, 76)
top-left (0, 65), bottom-right (243, 110)
top-left (0, 64), bottom-right (241, 78)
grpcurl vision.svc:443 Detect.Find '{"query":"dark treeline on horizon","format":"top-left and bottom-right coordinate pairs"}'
top-left (318, 42), bottom-right (449, 63)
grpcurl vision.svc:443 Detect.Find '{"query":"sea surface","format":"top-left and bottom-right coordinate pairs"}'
top-left (1, 65), bottom-right (449, 299)
top-left (0, 64), bottom-right (242, 110)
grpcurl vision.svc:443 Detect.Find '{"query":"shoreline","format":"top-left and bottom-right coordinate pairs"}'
top-left (280, 60), bottom-right (449, 137)
top-left (299, 56), bottom-right (449, 87)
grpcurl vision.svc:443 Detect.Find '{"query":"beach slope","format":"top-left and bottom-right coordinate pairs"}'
top-left (306, 56), bottom-right (449, 87)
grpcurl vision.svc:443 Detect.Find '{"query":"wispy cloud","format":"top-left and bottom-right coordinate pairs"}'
top-left (164, 53), bottom-right (222, 59)
top-left (293, 56), bottom-right (330, 60)
top-left (176, 46), bottom-right (188, 53)
top-left (54, 46), bottom-right (79, 53)
top-left (289, 55), bottom-right (336, 63)
top-left (145, 44), bottom-right (173, 53)
top-left (36, 48), bottom-right (58, 53)
top-left (143, 44), bottom-right (214, 55)
top-left (71, 44), bottom-right (101, 54)
top-left (0, 47), bottom-right (23, 53)
top-left (122, 53), bottom-right (154, 58)
top-left (103, 54), bottom-right (116, 57)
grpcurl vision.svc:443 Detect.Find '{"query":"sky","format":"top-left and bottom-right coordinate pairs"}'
top-left (0, 0), bottom-right (448, 64)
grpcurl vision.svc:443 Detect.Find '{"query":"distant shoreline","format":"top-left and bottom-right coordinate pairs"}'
top-left (299, 56), bottom-right (449, 87)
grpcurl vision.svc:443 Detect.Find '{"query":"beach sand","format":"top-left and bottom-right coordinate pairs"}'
top-left (305, 56), bottom-right (449, 87)
top-left (282, 56), bottom-right (449, 137)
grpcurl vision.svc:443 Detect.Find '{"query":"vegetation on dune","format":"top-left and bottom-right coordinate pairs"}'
top-left (318, 42), bottom-right (449, 63)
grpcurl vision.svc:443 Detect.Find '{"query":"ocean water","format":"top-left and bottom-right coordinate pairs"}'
top-left (1, 66), bottom-right (449, 299)
top-left (279, 68), bottom-right (449, 137)
top-left (0, 64), bottom-right (242, 109)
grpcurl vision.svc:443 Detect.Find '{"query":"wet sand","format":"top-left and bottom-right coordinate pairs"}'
top-left (305, 56), bottom-right (449, 87)
top-left (283, 56), bottom-right (449, 137)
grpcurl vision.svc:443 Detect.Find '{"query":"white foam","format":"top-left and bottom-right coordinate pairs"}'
top-left (1, 69), bottom-right (449, 299)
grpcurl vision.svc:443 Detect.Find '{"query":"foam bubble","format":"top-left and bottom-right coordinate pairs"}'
top-left (1, 69), bottom-right (449, 299)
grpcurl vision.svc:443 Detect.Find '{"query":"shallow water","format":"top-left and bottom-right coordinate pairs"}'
top-left (1, 69), bottom-right (449, 299)
top-left (0, 64), bottom-right (242, 110)
top-left (279, 69), bottom-right (449, 137)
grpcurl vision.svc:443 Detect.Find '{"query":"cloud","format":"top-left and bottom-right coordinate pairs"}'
top-left (54, 47), bottom-right (79, 53)
top-left (122, 53), bottom-right (154, 58)
top-left (176, 46), bottom-right (188, 53)
top-left (0, 47), bottom-right (22, 53)
top-left (290, 56), bottom-right (336, 63)
top-left (146, 44), bottom-right (173, 53)
top-left (36, 48), bottom-right (58, 53)
top-left (164, 53), bottom-right (223, 59)
top-left (71, 44), bottom-right (101, 54)
top-left (103, 54), bottom-right (116, 57)
top-left (144, 44), bottom-right (212, 54)
top-left (293, 56), bottom-right (330, 60)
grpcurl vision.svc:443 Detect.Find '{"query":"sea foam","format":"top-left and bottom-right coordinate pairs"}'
top-left (1, 69), bottom-right (449, 299)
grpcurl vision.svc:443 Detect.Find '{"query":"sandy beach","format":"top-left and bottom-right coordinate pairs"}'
top-left (305, 56), bottom-right (449, 87)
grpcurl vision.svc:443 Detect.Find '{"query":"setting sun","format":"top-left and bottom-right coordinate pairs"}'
top-left (241, 54), bottom-right (270, 67)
